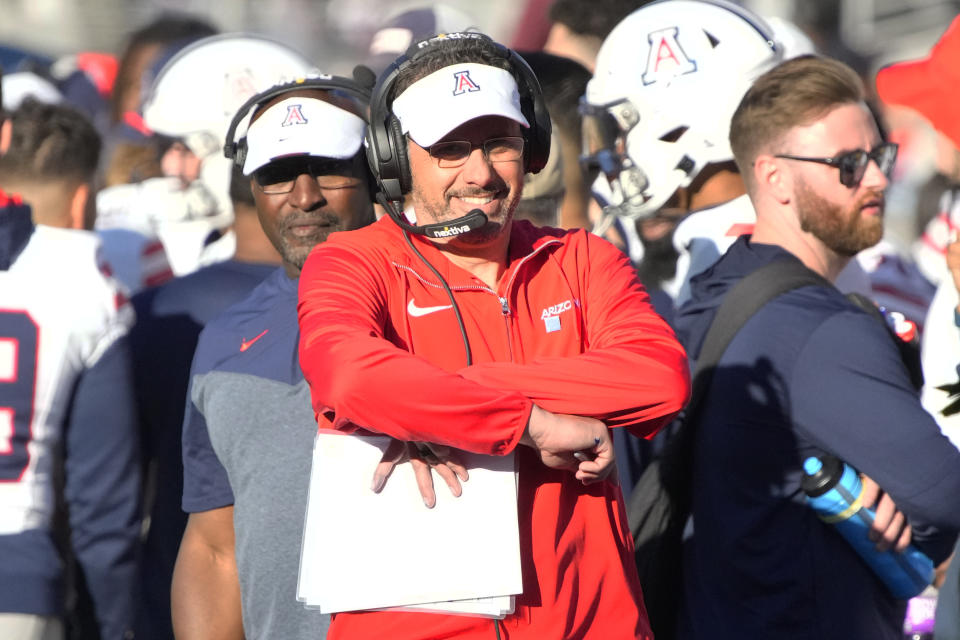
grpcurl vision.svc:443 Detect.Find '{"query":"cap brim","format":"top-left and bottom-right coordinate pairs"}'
top-left (392, 63), bottom-right (529, 147)
top-left (242, 97), bottom-right (366, 174)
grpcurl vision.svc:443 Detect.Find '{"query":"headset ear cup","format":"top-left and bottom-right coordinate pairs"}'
top-left (525, 109), bottom-right (552, 174)
top-left (389, 116), bottom-right (412, 195)
top-left (510, 52), bottom-right (552, 174)
top-left (364, 127), bottom-right (383, 190)
top-left (234, 139), bottom-right (247, 172)
top-left (360, 140), bottom-right (378, 204)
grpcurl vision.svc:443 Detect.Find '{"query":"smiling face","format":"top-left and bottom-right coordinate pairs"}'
top-left (406, 115), bottom-right (525, 249)
top-left (248, 90), bottom-right (374, 277)
top-left (251, 154), bottom-right (372, 278)
top-left (781, 102), bottom-right (888, 257)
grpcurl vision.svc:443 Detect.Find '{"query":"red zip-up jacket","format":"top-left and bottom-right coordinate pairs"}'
top-left (298, 217), bottom-right (690, 639)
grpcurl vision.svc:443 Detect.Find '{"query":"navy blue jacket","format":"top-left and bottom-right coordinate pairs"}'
top-left (674, 236), bottom-right (960, 640)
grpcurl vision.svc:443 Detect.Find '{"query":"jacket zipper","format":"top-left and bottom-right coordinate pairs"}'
top-left (498, 295), bottom-right (514, 361)
top-left (392, 238), bottom-right (562, 363)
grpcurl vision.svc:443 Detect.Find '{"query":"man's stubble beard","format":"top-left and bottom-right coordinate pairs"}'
top-left (411, 184), bottom-right (521, 245)
top-left (278, 210), bottom-right (346, 270)
top-left (795, 178), bottom-right (884, 257)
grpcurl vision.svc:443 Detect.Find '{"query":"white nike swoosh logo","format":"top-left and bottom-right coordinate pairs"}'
top-left (407, 299), bottom-right (453, 317)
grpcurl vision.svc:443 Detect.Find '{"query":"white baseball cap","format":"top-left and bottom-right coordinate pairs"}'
top-left (392, 62), bottom-right (529, 147)
top-left (242, 97), bottom-right (366, 175)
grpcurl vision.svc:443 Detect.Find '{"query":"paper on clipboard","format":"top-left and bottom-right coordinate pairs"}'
top-left (297, 432), bottom-right (522, 615)
top-left (385, 594), bottom-right (514, 618)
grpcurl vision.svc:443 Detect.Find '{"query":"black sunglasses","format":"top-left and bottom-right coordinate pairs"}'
top-left (775, 142), bottom-right (898, 188)
top-left (253, 156), bottom-right (362, 195)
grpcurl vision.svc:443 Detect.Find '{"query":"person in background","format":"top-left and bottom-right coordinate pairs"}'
top-left (129, 164), bottom-right (281, 640)
top-left (874, 16), bottom-right (960, 638)
top-left (513, 125), bottom-right (564, 226)
top-left (172, 78), bottom-right (375, 639)
top-left (581, 0), bottom-right (792, 497)
top-left (107, 13), bottom-right (217, 133)
top-left (542, 0), bottom-right (651, 72)
top-left (0, 99), bottom-right (98, 231)
top-left (0, 91), bottom-right (140, 640)
top-left (364, 4), bottom-right (477, 77)
top-left (673, 54), bottom-right (960, 639)
top-left (516, 51), bottom-right (592, 230)
top-left (96, 33), bottom-right (317, 287)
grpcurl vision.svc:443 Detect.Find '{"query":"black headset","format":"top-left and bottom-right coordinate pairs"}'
top-left (223, 73), bottom-right (373, 171)
top-left (365, 32), bottom-right (552, 238)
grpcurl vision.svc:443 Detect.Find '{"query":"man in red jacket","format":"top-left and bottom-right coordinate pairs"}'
top-left (297, 32), bottom-right (690, 639)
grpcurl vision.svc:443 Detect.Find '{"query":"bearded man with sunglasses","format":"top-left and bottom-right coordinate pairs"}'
top-left (671, 55), bottom-right (960, 639)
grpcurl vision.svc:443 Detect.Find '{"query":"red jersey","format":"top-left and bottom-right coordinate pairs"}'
top-left (298, 218), bottom-right (690, 639)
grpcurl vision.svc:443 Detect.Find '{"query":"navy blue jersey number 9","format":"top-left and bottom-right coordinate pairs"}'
top-left (0, 311), bottom-right (38, 482)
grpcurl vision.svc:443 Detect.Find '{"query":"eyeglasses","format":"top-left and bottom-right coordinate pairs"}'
top-left (427, 136), bottom-right (525, 168)
top-left (253, 157), bottom-right (363, 195)
top-left (775, 142), bottom-right (898, 188)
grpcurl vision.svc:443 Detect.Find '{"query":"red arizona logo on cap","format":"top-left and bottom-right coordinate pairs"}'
top-left (281, 104), bottom-right (308, 126)
top-left (452, 70), bottom-right (481, 96)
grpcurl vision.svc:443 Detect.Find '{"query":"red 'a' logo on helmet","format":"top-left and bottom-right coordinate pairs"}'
top-left (281, 104), bottom-right (309, 127)
top-left (642, 27), bottom-right (697, 86)
top-left (452, 70), bottom-right (481, 96)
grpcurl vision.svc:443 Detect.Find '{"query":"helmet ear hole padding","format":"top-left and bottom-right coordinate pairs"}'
top-left (365, 32), bottom-right (553, 205)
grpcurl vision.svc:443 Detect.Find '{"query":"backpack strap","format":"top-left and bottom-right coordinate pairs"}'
top-left (627, 255), bottom-right (832, 639)
top-left (654, 256), bottom-right (830, 482)
top-left (688, 257), bottom-right (832, 419)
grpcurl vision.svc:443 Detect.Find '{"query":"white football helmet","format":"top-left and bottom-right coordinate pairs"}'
top-left (142, 33), bottom-right (318, 147)
top-left (142, 33), bottom-right (319, 226)
top-left (583, 0), bottom-right (785, 220)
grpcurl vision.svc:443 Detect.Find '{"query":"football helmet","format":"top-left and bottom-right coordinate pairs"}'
top-left (583, 0), bottom-right (784, 219)
top-left (133, 34), bottom-right (318, 264)
top-left (142, 33), bottom-right (318, 147)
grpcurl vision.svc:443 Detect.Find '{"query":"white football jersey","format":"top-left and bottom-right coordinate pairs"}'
top-left (914, 187), bottom-right (960, 287)
top-left (96, 227), bottom-right (174, 295)
top-left (96, 176), bottom-right (224, 281)
top-left (0, 225), bottom-right (134, 534)
top-left (672, 194), bottom-right (873, 307)
top-left (672, 194), bottom-right (756, 305)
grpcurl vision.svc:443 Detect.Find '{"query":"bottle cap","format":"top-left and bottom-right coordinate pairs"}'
top-left (803, 457), bottom-right (823, 475)
top-left (800, 455), bottom-right (842, 497)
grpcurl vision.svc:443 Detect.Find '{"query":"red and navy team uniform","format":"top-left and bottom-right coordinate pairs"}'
top-left (129, 259), bottom-right (276, 639)
top-left (0, 190), bottom-right (140, 637)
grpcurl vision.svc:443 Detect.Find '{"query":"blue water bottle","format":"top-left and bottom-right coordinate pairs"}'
top-left (801, 455), bottom-right (935, 599)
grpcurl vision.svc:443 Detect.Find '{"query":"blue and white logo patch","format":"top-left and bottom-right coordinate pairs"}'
top-left (541, 299), bottom-right (573, 334)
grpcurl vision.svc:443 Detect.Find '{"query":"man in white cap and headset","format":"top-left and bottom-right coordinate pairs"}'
top-left (172, 77), bottom-right (374, 639)
top-left (297, 32), bottom-right (689, 639)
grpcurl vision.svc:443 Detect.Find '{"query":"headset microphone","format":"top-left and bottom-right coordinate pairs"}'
top-left (376, 193), bottom-right (488, 239)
